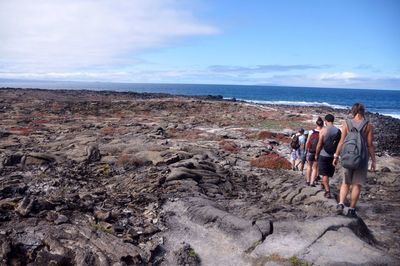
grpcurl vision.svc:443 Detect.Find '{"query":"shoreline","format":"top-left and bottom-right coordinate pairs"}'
top-left (2, 86), bottom-right (399, 120)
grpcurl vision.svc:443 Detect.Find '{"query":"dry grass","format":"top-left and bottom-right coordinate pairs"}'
top-left (116, 154), bottom-right (147, 168)
top-left (167, 128), bottom-right (205, 140)
top-left (253, 254), bottom-right (309, 266)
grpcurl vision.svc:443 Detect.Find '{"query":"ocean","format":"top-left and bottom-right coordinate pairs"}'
top-left (1, 79), bottom-right (399, 119)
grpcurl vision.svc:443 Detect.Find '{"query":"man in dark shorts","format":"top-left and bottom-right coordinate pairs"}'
top-left (315, 114), bottom-right (340, 198)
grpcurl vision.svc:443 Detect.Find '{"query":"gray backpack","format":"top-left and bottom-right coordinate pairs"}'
top-left (341, 119), bottom-right (369, 169)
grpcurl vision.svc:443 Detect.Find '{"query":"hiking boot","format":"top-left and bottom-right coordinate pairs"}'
top-left (310, 182), bottom-right (316, 187)
top-left (324, 191), bottom-right (332, 198)
top-left (306, 181), bottom-right (310, 186)
top-left (336, 203), bottom-right (344, 215)
top-left (347, 208), bottom-right (358, 218)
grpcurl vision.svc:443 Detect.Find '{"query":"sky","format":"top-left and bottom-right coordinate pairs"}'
top-left (0, 0), bottom-right (399, 89)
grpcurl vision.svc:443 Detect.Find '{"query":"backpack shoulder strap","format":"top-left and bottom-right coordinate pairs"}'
top-left (345, 119), bottom-right (354, 132)
top-left (358, 119), bottom-right (369, 132)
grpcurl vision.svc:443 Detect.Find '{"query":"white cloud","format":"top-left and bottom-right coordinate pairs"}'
top-left (318, 72), bottom-right (358, 80)
top-left (209, 64), bottom-right (331, 74)
top-left (264, 72), bottom-right (400, 89)
top-left (0, 0), bottom-right (218, 72)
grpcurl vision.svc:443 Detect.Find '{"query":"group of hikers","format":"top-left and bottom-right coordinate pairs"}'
top-left (289, 103), bottom-right (376, 218)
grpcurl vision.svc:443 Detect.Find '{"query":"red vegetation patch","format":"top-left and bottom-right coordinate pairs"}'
top-left (258, 131), bottom-right (291, 143)
top-left (114, 111), bottom-right (128, 119)
top-left (257, 131), bottom-right (276, 139)
top-left (276, 134), bottom-right (291, 143)
top-left (219, 140), bottom-right (240, 153)
top-left (250, 153), bottom-right (291, 170)
top-left (101, 127), bottom-right (115, 135)
top-left (33, 120), bottom-right (50, 124)
top-left (8, 127), bottom-right (34, 136)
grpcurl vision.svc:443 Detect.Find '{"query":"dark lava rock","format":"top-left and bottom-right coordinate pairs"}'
top-left (0, 88), bottom-right (399, 264)
top-left (22, 152), bottom-right (57, 167)
top-left (0, 131), bottom-right (11, 138)
top-left (3, 153), bottom-right (23, 166)
top-left (381, 166), bottom-right (391, 172)
top-left (16, 196), bottom-right (35, 217)
top-left (367, 113), bottom-right (400, 156)
top-left (175, 243), bottom-right (201, 266)
top-left (86, 144), bottom-right (101, 163)
top-left (54, 214), bottom-right (69, 225)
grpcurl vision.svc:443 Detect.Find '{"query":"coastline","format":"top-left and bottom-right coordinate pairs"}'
top-left (233, 98), bottom-right (400, 120)
top-left (1, 87), bottom-right (399, 264)
top-left (2, 82), bottom-right (399, 119)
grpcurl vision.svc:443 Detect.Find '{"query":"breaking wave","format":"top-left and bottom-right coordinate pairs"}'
top-left (235, 99), bottom-right (348, 110)
top-left (381, 113), bottom-right (400, 119)
top-left (228, 99), bottom-right (400, 120)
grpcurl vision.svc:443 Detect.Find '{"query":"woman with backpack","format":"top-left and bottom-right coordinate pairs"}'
top-left (290, 131), bottom-right (301, 171)
top-left (333, 103), bottom-right (376, 218)
top-left (305, 117), bottom-right (324, 186)
top-left (290, 128), bottom-right (306, 171)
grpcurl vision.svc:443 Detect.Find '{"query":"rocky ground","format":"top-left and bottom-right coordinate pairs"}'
top-left (0, 88), bottom-right (399, 265)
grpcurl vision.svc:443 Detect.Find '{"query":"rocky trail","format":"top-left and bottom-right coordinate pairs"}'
top-left (0, 88), bottom-right (399, 265)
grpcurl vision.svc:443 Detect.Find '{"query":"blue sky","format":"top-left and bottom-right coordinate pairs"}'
top-left (0, 0), bottom-right (399, 89)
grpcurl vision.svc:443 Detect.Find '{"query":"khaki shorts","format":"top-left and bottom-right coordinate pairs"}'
top-left (344, 166), bottom-right (368, 185)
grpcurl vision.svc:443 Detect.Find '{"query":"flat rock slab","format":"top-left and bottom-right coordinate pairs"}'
top-left (162, 197), bottom-right (273, 266)
top-left (303, 227), bottom-right (391, 265)
top-left (252, 216), bottom-right (397, 265)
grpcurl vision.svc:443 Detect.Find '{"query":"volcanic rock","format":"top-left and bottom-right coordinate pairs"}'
top-left (0, 88), bottom-right (398, 265)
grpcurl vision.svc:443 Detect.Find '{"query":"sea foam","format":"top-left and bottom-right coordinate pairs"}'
top-left (233, 98), bottom-right (400, 120)
top-left (235, 99), bottom-right (348, 110)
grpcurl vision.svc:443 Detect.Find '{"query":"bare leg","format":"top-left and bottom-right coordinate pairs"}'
top-left (322, 175), bottom-right (329, 192)
top-left (300, 159), bottom-right (305, 172)
top-left (294, 159), bottom-right (299, 170)
top-left (339, 183), bottom-right (350, 204)
top-left (350, 184), bottom-right (361, 208)
top-left (310, 162), bottom-right (318, 184)
top-left (306, 161), bottom-right (313, 182)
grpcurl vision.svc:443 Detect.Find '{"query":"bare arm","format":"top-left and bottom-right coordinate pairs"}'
top-left (367, 124), bottom-right (376, 171)
top-left (305, 132), bottom-right (311, 152)
top-left (315, 128), bottom-right (325, 159)
top-left (333, 121), bottom-right (347, 166)
top-left (335, 122), bottom-right (347, 156)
